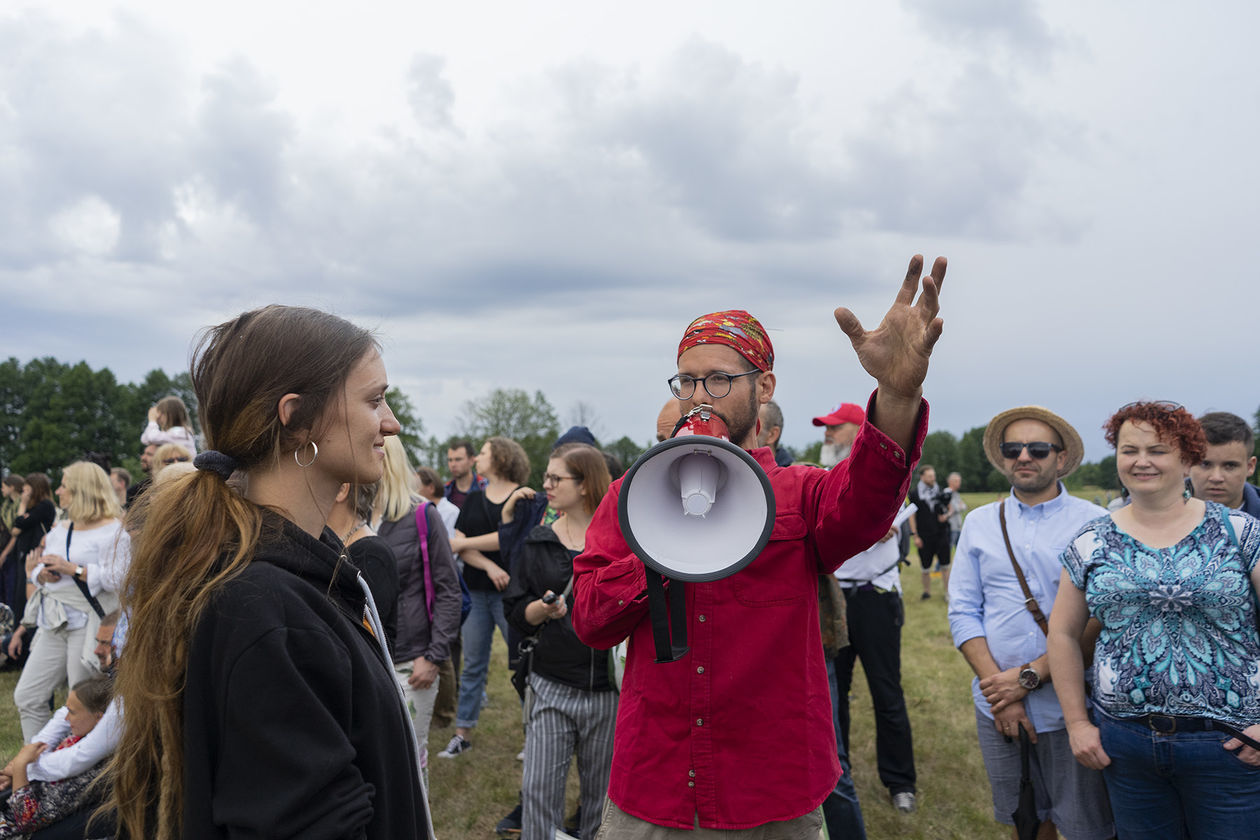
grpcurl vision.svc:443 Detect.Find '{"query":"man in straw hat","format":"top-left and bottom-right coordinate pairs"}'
top-left (574, 255), bottom-right (945, 838)
top-left (947, 406), bottom-right (1114, 840)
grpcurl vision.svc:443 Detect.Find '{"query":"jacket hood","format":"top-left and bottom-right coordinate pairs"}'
top-left (253, 514), bottom-right (367, 613)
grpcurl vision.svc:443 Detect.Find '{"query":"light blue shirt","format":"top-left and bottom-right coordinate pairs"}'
top-left (948, 484), bottom-right (1106, 731)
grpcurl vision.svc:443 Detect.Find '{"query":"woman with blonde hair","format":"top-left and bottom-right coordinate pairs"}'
top-left (141, 395), bottom-right (197, 456)
top-left (149, 443), bottom-right (192, 481)
top-left (372, 436), bottom-right (462, 776)
top-left (14, 462), bottom-right (126, 741)
top-left (111, 305), bottom-right (431, 840)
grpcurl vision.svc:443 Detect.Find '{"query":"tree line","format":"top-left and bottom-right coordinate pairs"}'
top-left (0, 357), bottom-right (649, 487)
top-left (4, 356), bottom-right (1256, 493)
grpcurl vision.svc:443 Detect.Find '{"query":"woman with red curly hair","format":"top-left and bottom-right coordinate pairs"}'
top-left (1047, 401), bottom-right (1260, 838)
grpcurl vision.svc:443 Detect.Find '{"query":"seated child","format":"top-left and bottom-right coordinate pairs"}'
top-left (0, 676), bottom-right (112, 837)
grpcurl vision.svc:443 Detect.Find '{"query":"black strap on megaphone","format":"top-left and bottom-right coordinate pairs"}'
top-left (645, 570), bottom-right (689, 663)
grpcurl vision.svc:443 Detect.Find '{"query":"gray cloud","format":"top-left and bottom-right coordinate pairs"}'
top-left (406, 54), bottom-right (458, 134)
top-left (901, 0), bottom-right (1055, 61)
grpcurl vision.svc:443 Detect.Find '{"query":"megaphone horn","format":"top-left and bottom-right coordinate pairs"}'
top-left (618, 405), bottom-right (776, 662)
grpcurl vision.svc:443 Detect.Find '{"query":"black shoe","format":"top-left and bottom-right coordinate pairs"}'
top-left (496, 802), bottom-right (523, 836)
top-left (564, 804), bottom-right (581, 838)
top-left (920, 591), bottom-right (931, 600)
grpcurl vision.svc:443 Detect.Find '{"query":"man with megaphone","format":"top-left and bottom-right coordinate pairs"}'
top-left (572, 255), bottom-right (946, 839)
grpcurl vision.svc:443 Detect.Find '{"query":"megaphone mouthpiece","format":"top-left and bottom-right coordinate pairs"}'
top-left (675, 451), bottom-right (725, 517)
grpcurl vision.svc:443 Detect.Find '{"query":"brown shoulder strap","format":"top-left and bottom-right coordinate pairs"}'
top-left (998, 502), bottom-right (1048, 635)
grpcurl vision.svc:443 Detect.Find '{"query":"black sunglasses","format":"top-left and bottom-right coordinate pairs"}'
top-left (999, 441), bottom-right (1062, 460)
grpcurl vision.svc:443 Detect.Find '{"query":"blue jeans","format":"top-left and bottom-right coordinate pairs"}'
top-left (1097, 710), bottom-right (1260, 840)
top-left (824, 658), bottom-right (867, 839)
top-left (456, 589), bottom-right (510, 730)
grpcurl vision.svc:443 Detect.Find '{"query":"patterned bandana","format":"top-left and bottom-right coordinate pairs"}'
top-left (676, 310), bottom-right (774, 371)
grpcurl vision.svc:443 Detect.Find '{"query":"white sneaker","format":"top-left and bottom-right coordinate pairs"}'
top-left (437, 734), bottom-right (471, 758)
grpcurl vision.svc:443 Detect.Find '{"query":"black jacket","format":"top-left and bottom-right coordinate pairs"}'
top-left (181, 516), bottom-right (430, 840)
top-left (503, 524), bottom-right (613, 692)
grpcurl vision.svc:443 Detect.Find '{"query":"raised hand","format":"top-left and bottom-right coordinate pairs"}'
top-left (835, 255), bottom-right (946, 400)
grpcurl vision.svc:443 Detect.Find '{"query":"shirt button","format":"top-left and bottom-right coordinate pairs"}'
top-left (688, 781), bottom-right (695, 788)
top-left (697, 666), bottom-right (704, 674)
top-left (696, 718), bottom-right (704, 726)
top-left (698, 615), bottom-right (706, 622)
top-left (689, 770), bottom-right (696, 778)
top-left (618, 599), bottom-right (624, 605)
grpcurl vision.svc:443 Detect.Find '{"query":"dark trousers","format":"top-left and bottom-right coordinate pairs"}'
top-left (833, 586), bottom-right (916, 795)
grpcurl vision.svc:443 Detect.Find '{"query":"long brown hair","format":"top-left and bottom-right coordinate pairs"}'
top-left (155, 395), bottom-right (192, 431)
top-left (557, 444), bottom-right (611, 517)
top-left (111, 305), bottom-right (375, 839)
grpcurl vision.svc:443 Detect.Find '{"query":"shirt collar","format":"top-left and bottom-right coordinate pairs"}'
top-left (1008, 481), bottom-right (1069, 517)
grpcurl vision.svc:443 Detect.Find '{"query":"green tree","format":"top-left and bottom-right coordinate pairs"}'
top-left (385, 387), bottom-right (425, 462)
top-left (919, 430), bottom-right (959, 476)
top-left (13, 360), bottom-right (129, 480)
top-left (458, 389), bottom-right (560, 487)
top-left (604, 436), bottom-right (649, 477)
top-left (798, 440), bottom-right (823, 466)
top-left (956, 426), bottom-right (1003, 492)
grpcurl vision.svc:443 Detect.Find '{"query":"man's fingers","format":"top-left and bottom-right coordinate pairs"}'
top-left (833, 307), bottom-right (864, 344)
top-left (922, 317), bottom-right (945, 354)
top-left (896, 255), bottom-right (925, 306)
top-left (929, 256), bottom-right (947, 293)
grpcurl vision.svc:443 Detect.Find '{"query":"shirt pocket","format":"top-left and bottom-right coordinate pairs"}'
top-left (732, 513), bottom-right (809, 606)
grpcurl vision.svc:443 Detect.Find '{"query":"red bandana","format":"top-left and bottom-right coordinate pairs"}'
top-left (677, 310), bottom-right (774, 371)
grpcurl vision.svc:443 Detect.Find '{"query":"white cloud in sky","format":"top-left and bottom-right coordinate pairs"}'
top-left (0, 0), bottom-right (1256, 465)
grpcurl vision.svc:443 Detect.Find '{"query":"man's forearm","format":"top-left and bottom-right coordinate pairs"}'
top-left (869, 388), bottom-right (924, 457)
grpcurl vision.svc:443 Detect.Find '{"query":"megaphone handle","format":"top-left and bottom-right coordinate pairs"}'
top-left (646, 571), bottom-right (689, 663)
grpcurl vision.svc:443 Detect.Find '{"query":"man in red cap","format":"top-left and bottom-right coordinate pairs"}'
top-left (573, 255), bottom-right (946, 838)
top-left (813, 402), bottom-right (866, 468)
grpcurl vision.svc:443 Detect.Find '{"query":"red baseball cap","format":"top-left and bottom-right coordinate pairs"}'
top-left (812, 402), bottom-right (865, 427)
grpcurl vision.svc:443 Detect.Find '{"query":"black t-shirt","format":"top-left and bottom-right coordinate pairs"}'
top-left (455, 490), bottom-right (509, 592)
top-left (13, 499), bottom-right (56, 558)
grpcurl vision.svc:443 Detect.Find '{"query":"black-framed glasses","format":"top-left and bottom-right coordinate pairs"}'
top-left (1119, 400), bottom-right (1184, 413)
top-left (542, 473), bottom-right (578, 486)
top-left (667, 370), bottom-right (760, 400)
top-left (999, 442), bottom-right (1062, 460)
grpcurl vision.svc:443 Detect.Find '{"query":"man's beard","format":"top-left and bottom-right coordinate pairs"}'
top-left (717, 391), bottom-right (759, 448)
top-left (820, 442), bottom-right (852, 468)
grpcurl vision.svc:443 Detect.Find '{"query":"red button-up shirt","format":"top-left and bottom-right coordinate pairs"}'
top-left (573, 393), bottom-right (926, 830)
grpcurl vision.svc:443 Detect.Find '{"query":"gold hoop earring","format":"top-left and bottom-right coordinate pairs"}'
top-left (295, 441), bottom-right (319, 468)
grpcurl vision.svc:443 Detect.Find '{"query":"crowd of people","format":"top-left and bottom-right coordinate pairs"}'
top-left (0, 255), bottom-right (1255, 840)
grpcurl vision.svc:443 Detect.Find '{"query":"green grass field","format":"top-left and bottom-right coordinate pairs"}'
top-left (0, 488), bottom-right (1103, 839)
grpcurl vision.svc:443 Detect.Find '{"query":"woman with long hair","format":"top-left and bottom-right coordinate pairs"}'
top-left (14, 462), bottom-right (126, 741)
top-left (372, 437), bottom-right (462, 776)
top-left (504, 444), bottom-right (615, 840)
top-left (0, 474), bottom-right (55, 623)
top-left (110, 305), bottom-right (431, 840)
top-left (1049, 401), bottom-right (1260, 837)
top-left (141, 395), bottom-right (197, 455)
top-left (438, 435), bottom-right (531, 758)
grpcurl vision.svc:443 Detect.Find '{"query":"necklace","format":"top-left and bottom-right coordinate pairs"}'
top-left (556, 515), bottom-right (587, 552)
top-left (342, 520), bottom-right (364, 545)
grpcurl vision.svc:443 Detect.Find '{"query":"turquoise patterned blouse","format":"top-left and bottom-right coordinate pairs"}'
top-left (1061, 502), bottom-right (1260, 727)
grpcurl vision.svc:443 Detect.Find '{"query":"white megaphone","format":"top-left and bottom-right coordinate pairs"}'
top-left (618, 405), bottom-right (776, 661)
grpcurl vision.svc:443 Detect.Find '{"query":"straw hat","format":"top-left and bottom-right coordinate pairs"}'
top-left (982, 406), bottom-right (1084, 478)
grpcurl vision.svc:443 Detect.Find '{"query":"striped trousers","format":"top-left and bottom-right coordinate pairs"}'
top-left (523, 672), bottom-right (618, 840)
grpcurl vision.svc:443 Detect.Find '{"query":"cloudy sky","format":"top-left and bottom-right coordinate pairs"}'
top-left (2, 1), bottom-right (1255, 463)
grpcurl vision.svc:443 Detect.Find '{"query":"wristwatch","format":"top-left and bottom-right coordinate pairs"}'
top-left (1018, 664), bottom-right (1041, 691)
top-left (74, 565), bottom-right (85, 581)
